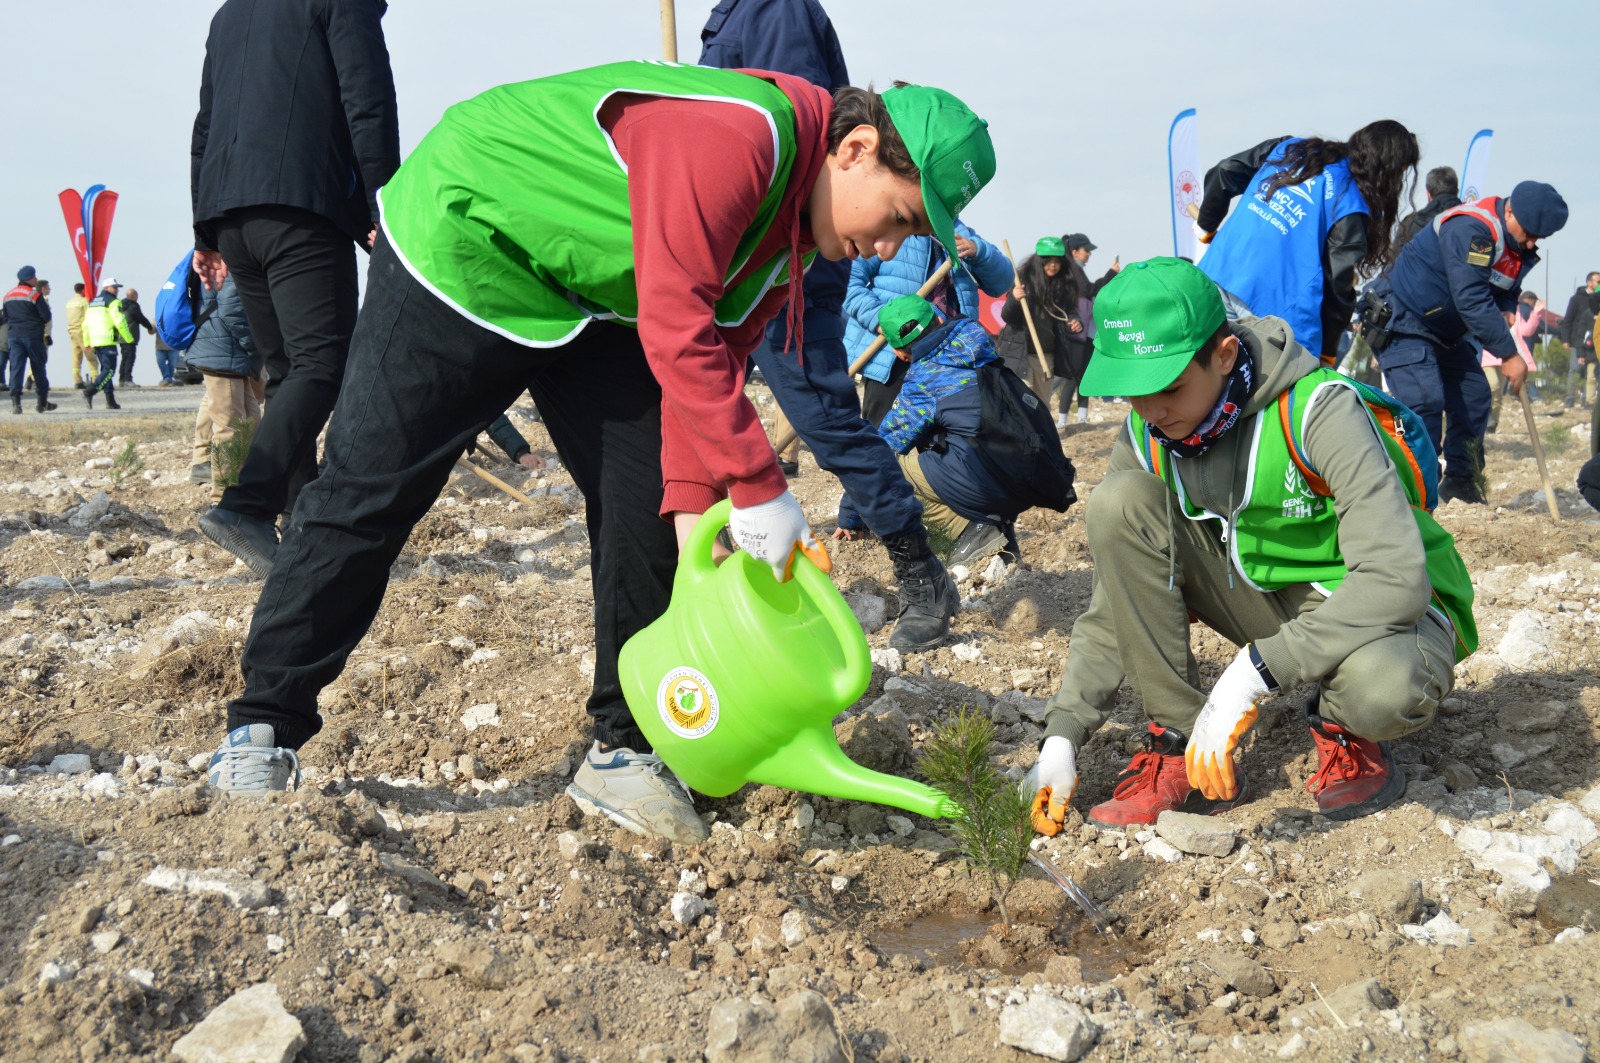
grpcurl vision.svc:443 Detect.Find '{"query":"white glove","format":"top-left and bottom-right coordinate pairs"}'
top-left (729, 489), bottom-right (830, 582)
top-left (1022, 735), bottom-right (1078, 836)
top-left (1185, 646), bottom-right (1271, 801)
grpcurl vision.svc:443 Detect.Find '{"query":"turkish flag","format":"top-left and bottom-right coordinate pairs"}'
top-left (976, 291), bottom-right (1006, 336)
top-left (58, 189), bottom-right (92, 291)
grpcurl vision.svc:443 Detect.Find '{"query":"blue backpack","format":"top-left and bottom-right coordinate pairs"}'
top-left (154, 250), bottom-right (215, 350)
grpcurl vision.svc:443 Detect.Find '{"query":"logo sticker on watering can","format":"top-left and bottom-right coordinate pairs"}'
top-left (657, 667), bottom-right (720, 739)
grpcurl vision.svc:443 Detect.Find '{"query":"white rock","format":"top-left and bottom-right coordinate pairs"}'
top-left (982, 555), bottom-right (1009, 584)
top-left (68, 490), bottom-right (112, 527)
top-left (830, 875), bottom-right (850, 892)
top-left (83, 773), bottom-right (123, 798)
top-left (127, 969), bottom-right (156, 990)
top-left (38, 961), bottom-right (79, 987)
top-left (950, 642), bottom-right (983, 663)
top-left (465, 648), bottom-right (500, 667)
top-left (171, 983), bottom-right (305, 1063)
top-left (460, 703), bottom-right (501, 731)
top-left (998, 996), bottom-right (1099, 1062)
top-left (678, 869), bottom-right (707, 896)
top-left (1278, 1031), bottom-right (1307, 1058)
top-left (1, 835), bottom-right (22, 847)
top-left (1581, 784), bottom-right (1600, 818)
top-left (780, 910), bottom-right (811, 947)
top-left (1, 631), bottom-right (43, 657)
top-left (870, 647), bottom-right (903, 673)
top-left (143, 866), bottom-right (270, 909)
top-left (448, 635), bottom-right (476, 652)
top-left (47, 753), bottom-right (93, 775)
top-left (91, 931), bottom-right (122, 953)
top-left (456, 594), bottom-right (487, 611)
top-left (793, 802), bottom-right (816, 831)
top-left (844, 591), bottom-right (888, 633)
top-left (670, 891), bottom-right (706, 926)
top-left (1401, 913), bottom-right (1471, 947)
top-left (556, 831), bottom-right (589, 863)
top-left (266, 934), bottom-right (286, 953)
top-left (949, 563), bottom-right (971, 583)
top-left (13, 575), bottom-right (70, 593)
top-left (1495, 610), bottom-right (1555, 669)
top-left (1142, 838), bottom-right (1184, 863)
top-left (326, 897), bottom-right (353, 920)
top-left (84, 457), bottom-right (115, 470)
top-left (187, 752), bottom-right (213, 773)
top-left (1554, 927), bottom-right (1587, 945)
top-left (1543, 803), bottom-right (1599, 849)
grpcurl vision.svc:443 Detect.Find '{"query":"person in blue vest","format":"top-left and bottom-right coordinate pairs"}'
top-left (1366, 181), bottom-right (1568, 504)
top-left (700, 0), bottom-right (968, 653)
top-left (1196, 122), bottom-right (1419, 365)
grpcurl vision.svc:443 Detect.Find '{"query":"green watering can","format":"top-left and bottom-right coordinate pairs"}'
top-left (618, 500), bottom-right (951, 819)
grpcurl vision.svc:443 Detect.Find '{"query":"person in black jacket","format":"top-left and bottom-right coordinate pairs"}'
top-left (190, 0), bottom-right (401, 591)
top-left (117, 289), bottom-right (156, 386)
top-left (1559, 272), bottom-right (1598, 406)
top-left (1393, 166), bottom-right (1461, 255)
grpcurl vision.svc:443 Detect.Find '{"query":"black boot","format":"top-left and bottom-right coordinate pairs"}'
top-left (1438, 475), bottom-right (1485, 505)
top-left (104, 384), bottom-right (121, 411)
top-left (883, 529), bottom-right (958, 652)
top-left (10, 396), bottom-right (21, 415)
top-left (84, 385), bottom-right (95, 409)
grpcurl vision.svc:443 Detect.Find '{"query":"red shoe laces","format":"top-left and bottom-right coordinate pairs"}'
top-left (1308, 727), bottom-right (1377, 792)
top-left (1110, 742), bottom-right (1170, 800)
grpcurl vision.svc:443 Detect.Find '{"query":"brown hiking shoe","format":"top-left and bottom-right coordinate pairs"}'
top-left (1087, 723), bottom-right (1249, 828)
top-left (1306, 714), bottom-right (1405, 820)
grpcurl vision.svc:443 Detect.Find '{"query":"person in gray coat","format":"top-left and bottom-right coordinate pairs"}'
top-left (187, 277), bottom-right (265, 497)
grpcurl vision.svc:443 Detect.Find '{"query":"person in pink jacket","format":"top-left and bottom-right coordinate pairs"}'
top-left (1483, 290), bottom-right (1543, 431)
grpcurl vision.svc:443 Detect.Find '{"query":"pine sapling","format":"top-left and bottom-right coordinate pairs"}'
top-left (211, 418), bottom-right (256, 491)
top-left (917, 708), bottom-right (1034, 928)
top-left (110, 440), bottom-right (145, 488)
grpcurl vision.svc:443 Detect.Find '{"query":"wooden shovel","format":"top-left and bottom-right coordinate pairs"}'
top-left (768, 256), bottom-right (956, 455)
top-left (660, 0), bottom-right (677, 61)
top-left (456, 455), bottom-right (537, 506)
top-left (1516, 387), bottom-right (1561, 521)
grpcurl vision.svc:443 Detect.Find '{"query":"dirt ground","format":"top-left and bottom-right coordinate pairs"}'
top-left (2, 388), bottom-right (1598, 1063)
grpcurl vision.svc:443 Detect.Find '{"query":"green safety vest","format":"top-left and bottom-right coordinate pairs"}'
top-left (1129, 371), bottom-right (1477, 661)
top-left (379, 61), bottom-right (813, 346)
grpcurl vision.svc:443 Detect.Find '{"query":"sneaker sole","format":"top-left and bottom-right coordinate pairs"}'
top-left (199, 516), bottom-right (276, 579)
top-left (564, 783), bottom-right (653, 838)
top-left (1315, 742), bottom-right (1407, 821)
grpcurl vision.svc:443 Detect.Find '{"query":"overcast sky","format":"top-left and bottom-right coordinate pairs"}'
top-left (5, 1), bottom-right (1597, 384)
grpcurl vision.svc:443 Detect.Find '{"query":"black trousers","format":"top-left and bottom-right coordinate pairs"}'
top-left (117, 342), bottom-right (137, 383)
top-left (228, 234), bottom-right (676, 752)
top-left (215, 205), bottom-right (360, 521)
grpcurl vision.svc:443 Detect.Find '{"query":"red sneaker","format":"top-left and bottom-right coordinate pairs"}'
top-left (1306, 715), bottom-right (1406, 820)
top-left (1087, 723), bottom-right (1249, 828)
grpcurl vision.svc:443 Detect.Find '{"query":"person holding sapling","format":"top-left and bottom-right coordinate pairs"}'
top-left (200, 60), bottom-right (996, 847)
top-left (1026, 258), bottom-right (1475, 833)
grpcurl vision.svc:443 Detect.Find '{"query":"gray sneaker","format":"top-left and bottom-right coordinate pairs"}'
top-left (207, 724), bottom-right (301, 796)
top-left (565, 742), bottom-right (709, 844)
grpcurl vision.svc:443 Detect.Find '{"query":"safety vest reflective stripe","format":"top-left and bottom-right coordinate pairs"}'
top-left (1433, 197), bottom-right (1521, 291)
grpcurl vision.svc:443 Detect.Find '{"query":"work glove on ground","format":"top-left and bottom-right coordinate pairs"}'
top-left (1023, 735), bottom-right (1078, 836)
top-left (1185, 646), bottom-right (1271, 801)
top-left (729, 489), bottom-right (830, 582)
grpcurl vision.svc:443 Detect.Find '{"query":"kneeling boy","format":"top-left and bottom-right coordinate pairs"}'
top-left (1027, 258), bottom-right (1475, 832)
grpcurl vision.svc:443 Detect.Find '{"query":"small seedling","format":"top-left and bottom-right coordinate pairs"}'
top-left (211, 418), bottom-right (256, 491)
top-left (917, 708), bottom-right (1034, 928)
top-left (1541, 422), bottom-right (1570, 455)
top-left (110, 440), bottom-right (145, 488)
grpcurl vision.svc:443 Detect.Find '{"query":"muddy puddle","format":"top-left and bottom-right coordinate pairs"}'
top-left (871, 910), bottom-right (1143, 979)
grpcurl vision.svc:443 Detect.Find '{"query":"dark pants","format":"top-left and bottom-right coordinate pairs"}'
top-left (1378, 333), bottom-right (1489, 481)
top-left (228, 234), bottom-right (676, 753)
top-left (837, 357), bottom-right (913, 532)
top-left (751, 326), bottom-right (921, 539)
top-left (87, 347), bottom-right (119, 394)
top-left (7, 335), bottom-right (48, 402)
top-left (117, 343), bottom-right (138, 384)
top-left (215, 204), bottom-right (360, 522)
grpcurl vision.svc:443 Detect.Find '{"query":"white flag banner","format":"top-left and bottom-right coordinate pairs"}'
top-left (1461, 129), bottom-right (1493, 203)
top-left (1168, 108), bottom-right (1202, 262)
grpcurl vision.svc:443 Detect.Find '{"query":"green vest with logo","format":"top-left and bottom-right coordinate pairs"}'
top-left (378, 61), bottom-right (812, 346)
top-left (1128, 371), bottom-right (1477, 661)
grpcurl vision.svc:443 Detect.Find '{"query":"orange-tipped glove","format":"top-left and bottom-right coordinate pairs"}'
top-left (729, 489), bottom-right (830, 582)
top-left (1022, 735), bottom-right (1078, 836)
top-left (1184, 646), bottom-right (1271, 801)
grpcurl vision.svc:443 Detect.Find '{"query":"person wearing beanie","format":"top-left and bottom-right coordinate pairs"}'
top-left (1025, 257), bottom-right (1474, 835)
top-left (4, 266), bottom-right (56, 413)
top-left (1362, 179), bottom-right (1568, 503)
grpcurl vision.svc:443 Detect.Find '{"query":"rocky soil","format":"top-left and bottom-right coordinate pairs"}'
top-left (2, 390), bottom-right (1598, 1063)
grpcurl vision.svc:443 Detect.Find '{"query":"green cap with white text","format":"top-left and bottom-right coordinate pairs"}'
top-left (1080, 257), bottom-right (1226, 397)
top-left (881, 84), bottom-right (995, 268)
top-left (1035, 236), bottom-right (1066, 257)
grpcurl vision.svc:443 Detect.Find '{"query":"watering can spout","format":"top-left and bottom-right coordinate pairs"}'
top-left (744, 726), bottom-right (953, 820)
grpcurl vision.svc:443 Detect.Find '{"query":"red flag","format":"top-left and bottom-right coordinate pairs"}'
top-left (58, 190), bottom-right (93, 291)
top-left (976, 291), bottom-right (1006, 336)
top-left (88, 191), bottom-right (119, 291)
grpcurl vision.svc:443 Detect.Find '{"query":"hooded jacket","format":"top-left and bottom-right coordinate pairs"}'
top-left (1559, 284), bottom-right (1597, 350)
top-left (1043, 315), bottom-right (1449, 750)
top-left (184, 277), bottom-right (260, 378)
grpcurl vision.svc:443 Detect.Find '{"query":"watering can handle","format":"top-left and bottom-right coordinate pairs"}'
top-left (681, 499), bottom-right (734, 586)
top-left (788, 530), bottom-right (873, 704)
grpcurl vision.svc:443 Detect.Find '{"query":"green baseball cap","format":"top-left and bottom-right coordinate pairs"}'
top-left (1080, 257), bottom-right (1226, 397)
top-left (881, 84), bottom-right (995, 267)
top-left (880, 294), bottom-right (938, 349)
top-left (1035, 236), bottom-right (1066, 257)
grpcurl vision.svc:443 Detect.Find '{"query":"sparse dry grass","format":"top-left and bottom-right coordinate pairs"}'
top-left (0, 415), bottom-right (194, 450)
